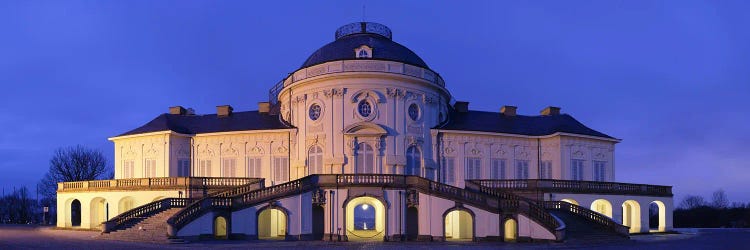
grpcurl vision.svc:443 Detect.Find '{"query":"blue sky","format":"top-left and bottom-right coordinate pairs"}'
top-left (1, 1), bottom-right (748, 204)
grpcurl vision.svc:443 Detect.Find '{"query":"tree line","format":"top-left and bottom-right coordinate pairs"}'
top-left (674, 189), bottom-right (750, 228)
top-left (0, 145), bottom-right (109, 225)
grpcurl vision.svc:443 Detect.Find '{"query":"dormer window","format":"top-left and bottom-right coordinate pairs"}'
top-left (355, 45), bottom-right (373, 58)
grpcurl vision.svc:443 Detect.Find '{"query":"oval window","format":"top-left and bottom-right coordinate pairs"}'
top-left (408, 103), bottom-right (420, 121)
top-left (309, 104), bottom-right (321, 121)
top-left (358, 101), bottom-right (372, 117)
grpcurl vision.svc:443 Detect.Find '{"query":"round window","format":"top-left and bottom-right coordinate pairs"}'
top-left (408, 103), bottom-right (420, 121)
top-left (358, 101), bottom-right (372, 117)
top-left (309, 104), bottom-right (321, 121)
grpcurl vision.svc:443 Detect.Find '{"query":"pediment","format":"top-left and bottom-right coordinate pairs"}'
top-left (343, 122), bottom-right (388, 136)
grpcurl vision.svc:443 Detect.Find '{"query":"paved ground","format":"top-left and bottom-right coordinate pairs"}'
top-left (0, 225), bottom-right (749, 249)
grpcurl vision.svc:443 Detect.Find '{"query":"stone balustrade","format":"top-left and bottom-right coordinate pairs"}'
top-left (57, 177), bottom-right (262, 192)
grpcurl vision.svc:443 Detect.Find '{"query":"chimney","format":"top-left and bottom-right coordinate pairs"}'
top-left (453, 101), bottom-right (469, 113)
top-left (216, 105), bottom-right (233, 117)
top-left (540, 106), bottom-right (561, 116)
top-left (169, 106), bottom-right (186, 115)
top-left (258, 102), bottom-right (271, 114)
top-left (501, 105), bottom-right (517, 116)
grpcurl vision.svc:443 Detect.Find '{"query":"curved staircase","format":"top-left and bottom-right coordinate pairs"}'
top-left (98, 208), bottom-right (184, 243)
top-left (548, 210), bottom-right (630, 244)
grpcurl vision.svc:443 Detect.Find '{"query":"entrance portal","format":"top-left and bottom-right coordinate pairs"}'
top-left (444, 209), bottom-right (473, 241)
top-left (503, 218), bottom-right (517, 242)
top-left (622, 200), bottom-right (641, 233)
top-left (70, 199), bottom-right (81, 227)
top-left (345, 196), bottom-right (385, 241)
top-left (258, 208), bottom-right (287, 240)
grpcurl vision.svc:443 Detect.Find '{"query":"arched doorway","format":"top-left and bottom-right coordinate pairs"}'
top-left (89, 197), bottom-right (107, 229)
top-left (70, 199), bottom-right (81, 227)
top-left (503, 218), bottom-right (518, 242)
top-left (258, 207), bottom-right (287, 240)
top-left (649, 200), bottom-right (666, 232)
top-left (622, 200), bottom-right (641, 233)
top-left (561, 198), bottom-right (579, 206)
top-left (591, 199), bottom-right (613, 218)
top-left (214, 216), bottom-right (228, 239)
top-left (346, 196), bottom-right (386, 241)
top-left (406, 207), bottom-right (419, 240)
top-left (118, 197), bottom-right (135, 214)
top-left (444, 209), bottom-right (473, 241)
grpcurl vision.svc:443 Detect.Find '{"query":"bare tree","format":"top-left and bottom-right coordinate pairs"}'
top-left (712, 189), bottom-right (729, 209)
top-left (37, 145), bottom-right (110, 217)
top-left (679, 195), bottom-right (706, 209)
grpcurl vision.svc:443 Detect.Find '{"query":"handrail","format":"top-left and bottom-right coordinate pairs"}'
top-left (469, 179), bottom-right (672, 197)
top-left (102, 198), bottom-right (192, 233)
top-left (544, 201), bottom-right (629, 237)
top-left (465, 180), bottom-right (562, 237)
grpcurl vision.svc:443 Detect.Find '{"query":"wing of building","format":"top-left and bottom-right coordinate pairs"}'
top-left (57, 22), bottom-right (673, 243)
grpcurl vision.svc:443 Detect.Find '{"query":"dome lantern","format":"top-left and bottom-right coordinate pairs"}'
top-left (335, 22), bottom-right (392, 40)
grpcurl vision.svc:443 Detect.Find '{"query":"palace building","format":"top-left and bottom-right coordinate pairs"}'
top-left (56, 22), bottom-right (673, 243)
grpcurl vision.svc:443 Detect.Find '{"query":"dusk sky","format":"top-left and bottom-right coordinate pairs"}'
top-left (1, 1), bottom-right (748, 204)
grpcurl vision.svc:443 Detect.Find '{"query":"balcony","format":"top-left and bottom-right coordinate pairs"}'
top-left (57, 177), bottom-right (263, 195)
top-left (467, 179), bottom-right (673, 197)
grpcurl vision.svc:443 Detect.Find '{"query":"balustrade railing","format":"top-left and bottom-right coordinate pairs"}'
top-left (544, 201), bottom-right (630, 236)
top-left (470, 179), bottom-right (672, 197)
top-left (57, 177), bottom-right (261, 192)
top-left (102, 198), bottom-right (192, 233)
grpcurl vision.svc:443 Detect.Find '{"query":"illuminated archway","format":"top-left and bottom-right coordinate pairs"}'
top-left (214, 216), bottom-right (227, 239)
top-left (89, 197), bottom-right (107, 229)
top-left (503, 218), bottom-right (518, 242)
top-left (621, 200), bottom-right (641, 233)
top-left (591, 199), bottom-right (613, 218)
top-left (346, 196), bottom-right (385, 241)
top-left (70, 199), bottom-right (81, 227)
top-left (649, 200), bottom-right (666, 232)
top-left (561, 198), bottom-right (579, 206)
top-left (258, 207), bottom-right (287, 240)
top-left (118, 197), bottom-right (135, 214)
top-left (444, 209), bottom-right (473, 241)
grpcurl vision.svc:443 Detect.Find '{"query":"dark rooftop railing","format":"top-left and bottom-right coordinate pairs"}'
top-left (469, 179), bottom-right (672, 197)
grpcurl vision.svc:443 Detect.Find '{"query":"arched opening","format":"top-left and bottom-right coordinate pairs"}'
top-left (346, 196), bottom-right (385, 241)
top-left (312, 206), bottom-right (325, 240)
top-left (258, 208), bottom-right (287, 240)
top-left (503, 218), bottom-right (518, 242)
top-left (622, 200), bottom-right (641, 233)
top-left (406, 207), bottom-right (419, 240)
top-left (444, 209), bottom-right (473, 241)
top-left (70, 199), bottom-right (81, 227)
top-left (649, 200), bottom-right (666, 232)
top-left (118, 197), bottom-right (135, 214)
top-left (591, 199), bottom-right (613, 218)
top-left (561, 198), bottom-right (579, 206)
top-left (214, 216), bottom-right (227, 239)
top-left (355, 143), bottom-right (375, 174)
top-left (308, 146), bottom-right (323, 175)
top-left (405, 146), bottom-right (421, 176)
top-left (89, 197), bottom-right (107, 229)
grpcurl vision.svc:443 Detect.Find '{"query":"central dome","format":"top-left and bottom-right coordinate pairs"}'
top-left (300, 22), bottom-right (429, 69)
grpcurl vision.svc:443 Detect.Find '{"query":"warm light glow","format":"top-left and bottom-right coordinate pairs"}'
top-left (362, 204), bottom-right (369, 210)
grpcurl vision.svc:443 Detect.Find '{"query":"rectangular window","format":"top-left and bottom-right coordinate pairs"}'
top-left (465, 157), bottom-right (482, 179)
top-left (246, 157), bottom-right (262, 178)
top-left (144, 159), bottom-right (156, 178)
top-left (594, 161), bottom-right (607, 181)
top-left (516, 160), bottom-right (529, 179)
top-left (571, 159), bottom-right (584, 180)
top-left (123, 160), bottom-right (134, 179)
top-left (442, 157), bottom-right (455, 184)
top-left (273, 157), bottom-right (289, 183)
top-left (491, 159), bottom-right (506, 179)
top-left (199, 160), bottom-right (212, 177)
top-left (222, 158), bottom-right (237, 177)
top-left (178, 159), bottom-right (191, 177)
top-left (540, 161), bottom-right (552, 179)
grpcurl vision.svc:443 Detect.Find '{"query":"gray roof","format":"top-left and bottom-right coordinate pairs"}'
top-left (300, 33), bottom-right (429, 69)
top-left (438, 111), bottom-right (616, 139)
top-left (117, 111), bottom-right (291, 137)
